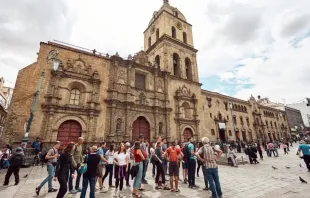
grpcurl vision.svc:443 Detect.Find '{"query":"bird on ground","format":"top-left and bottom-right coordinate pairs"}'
top-left (299, 176), bottom-right (307, 183)
top-left (23, 174), bottom-right (28, 178)
top-left (272, 166), bottom-right (278, 169)
top-left (285, 166), bottom-right (290, 169)
top-left (299, 164), bottom-right (303, 168)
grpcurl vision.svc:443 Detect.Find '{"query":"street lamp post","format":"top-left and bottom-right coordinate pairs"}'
top-left (22, 50), bottom-right (60, 144)
top-left (228, 101), bottom-right (237, 141)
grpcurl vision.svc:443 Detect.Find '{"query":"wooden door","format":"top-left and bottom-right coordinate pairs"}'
top-left (57, 120), bottom-right (82, 143)
top-left (132, 117), bottom-right (150, 142)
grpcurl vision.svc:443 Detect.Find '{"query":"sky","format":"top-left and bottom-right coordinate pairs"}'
top-left (0, 0), bottom-right (310, 104)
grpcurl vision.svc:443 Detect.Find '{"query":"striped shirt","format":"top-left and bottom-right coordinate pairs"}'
top-left (198, 144), bottom-right (218, 169)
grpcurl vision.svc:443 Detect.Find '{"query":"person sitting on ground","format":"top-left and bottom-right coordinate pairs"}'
top-left (3, 147), bottom-right (24, 186)
top-left (227, 146), bottom-right (238, 167)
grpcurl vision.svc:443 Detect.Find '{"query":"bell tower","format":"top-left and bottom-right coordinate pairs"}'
top-left (144, 0), bottom-right (199, 82)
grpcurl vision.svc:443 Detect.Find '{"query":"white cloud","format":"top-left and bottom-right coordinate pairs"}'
top-left (0, 0), bottom-right (309, 103)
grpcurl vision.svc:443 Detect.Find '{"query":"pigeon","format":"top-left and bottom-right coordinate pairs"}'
top-left (23, 174), bottom-right (28, 178)
top-left (285, 166), bottom-right (290, 169)
top-left (272, 166), bottom-right (278, 170)
top-left (299, 164), bottom-right (303, 168)
top-left (299, 176), bottom-right (307, 183)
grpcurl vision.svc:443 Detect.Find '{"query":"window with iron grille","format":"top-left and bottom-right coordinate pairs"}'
top-left (69, 89), bottom-right (80, 105)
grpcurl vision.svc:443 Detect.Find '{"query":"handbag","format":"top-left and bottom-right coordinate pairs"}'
top-left (78, 155), bottom-right (88, 174)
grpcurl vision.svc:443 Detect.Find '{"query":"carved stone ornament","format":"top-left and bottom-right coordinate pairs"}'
top-left (176, 22), bottom-right (182, 30)
top-left (151, 25), bottom-right (156, 34)
top-left (133, 51), bottom-right (151, 66)
top-left (206, 97), bottom-right (212, 108)
top-left (117, 68), bottom-right (127, 84)
top-left (157, 78), bottom-right (164, 92)
top-left (176, 85), bottom-right (191, 97)
top-left (66, 56), bottom-right (92, 75)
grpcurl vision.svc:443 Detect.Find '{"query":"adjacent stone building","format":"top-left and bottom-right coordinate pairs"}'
top-left (284, 106), bottom-right (305, 137)
top-left (0, 77), bottom-right (8, 139)
top-left (3, 1), bottom-right (290, 145)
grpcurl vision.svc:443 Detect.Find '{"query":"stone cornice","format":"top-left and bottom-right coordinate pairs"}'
top-left (41, 104), bottom-right (101, 115)
top-left (146, 34), bottom-right (198, 54)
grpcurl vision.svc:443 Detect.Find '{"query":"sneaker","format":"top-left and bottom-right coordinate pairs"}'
top-left (192, 185), bottom-right (199, 189)
top-left (36, 187), bottom-right (41, 195)
top-left (48, 188), bottom-right (58, 193)
top-left (126, 184), bottom-right (131, 187)
top-left (76, 188), bottom-right (82, 192)
top-left (69, 189), bottom-right (78, 194)
top-left (3, 183), bottom-right (9, 186)
top-left (101, 187), bottom-right (108, 193)
top-left (203, 187), bottom-right (209, 191)
top-left (110, 185), bottom-right (116, 188)
top-left (14, 182), bottom-right (19, 186)
top-left (142, 180), bottom-right (148, 184)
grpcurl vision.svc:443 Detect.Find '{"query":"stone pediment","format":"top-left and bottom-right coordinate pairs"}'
top-left (176, 85), bottom-right (192, 97)
top-left (66, 56), bottom-right (92, 75)
top-left (133, 51), bottom-right (151, 66)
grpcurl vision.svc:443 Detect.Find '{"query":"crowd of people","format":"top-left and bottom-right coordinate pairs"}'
top-left (1, 135), bottom-right (309, 198)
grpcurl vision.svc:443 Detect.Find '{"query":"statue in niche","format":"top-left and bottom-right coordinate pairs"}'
top-left (159, 122), bottom-right (163, 135)
top-left (116, 118), bottom-right (122, 131)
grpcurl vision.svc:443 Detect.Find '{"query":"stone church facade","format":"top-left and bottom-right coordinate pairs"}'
top-left (3, 1), bottom-right (290, 145)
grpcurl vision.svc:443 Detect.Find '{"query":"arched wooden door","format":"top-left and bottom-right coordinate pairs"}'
top-left (183, 128), bottom-right (193, 141)
top-left (57, 120), bottom-right (82, 143)
top-left (132, 116), bottom-right (150, 142)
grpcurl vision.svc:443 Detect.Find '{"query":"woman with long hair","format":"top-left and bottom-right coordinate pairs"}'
top-left (154, 141), bottom-right (168, 190)
top-left (113, 143), bottom-right (129, 197)
top-left (196, 142), bottom-right (203, 177)
top-left (133, 141), bottom-right (145, 198)
top-left (54, 142), bottom-right (75, 198)
top-left (102, 144), bottom-right (115, 187)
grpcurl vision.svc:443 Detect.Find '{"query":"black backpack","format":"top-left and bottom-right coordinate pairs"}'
top-left (41, 148), bottom-right (56, 163)
top-left (182, 143), bottom-right (194, 162)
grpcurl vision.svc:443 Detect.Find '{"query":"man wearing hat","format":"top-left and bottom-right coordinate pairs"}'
top-left (3, 147), bottom-right (24, 185)
top-left (298, 140), bottom-right (310, 172)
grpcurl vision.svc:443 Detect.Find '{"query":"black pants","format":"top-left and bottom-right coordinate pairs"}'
top-left (125, 163), bottom-right (131, 185)
top-left (102, 164), bottom-right (113, 186)
top-left (155, 161), bottom-right (165, 184)
top-left (197, 162), bottom-right (202, 176)
top-left (304, 155), bottom-right (310, 171)
top-left (115, 165), bottom-right (126, 191)
top-left (69, 167), bottom-right (81, 191)
top-left (4, 166), bottom-right (20, 184)
top-left (56, 174), bottom-right (69, 198)
top-left (152, 162), bottom-right (156, 176)
top-left (188, 159), bottom-right (196, 187)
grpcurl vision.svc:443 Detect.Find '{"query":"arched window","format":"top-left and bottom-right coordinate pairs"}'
top-left (175, 11), bottom-right (179, 17)
top-left (244, 107), bottom-right (247, 112)
top-left (148, 37), bottom-right (151, 48)
top-left (238, 105), bottom-right (241, 111)
top-left (155, 55), bottom-right (160, 67)
top-left (70, 89), bottom-right (80, 105)
top-left (185, 57), bottom-right (192, 80)
top-left (173, 53), bottom-right (180, 77)
top-left (183, 32), bottom-right (187, 43)
top-left (156, 29), bottom-right (159, 41)
top-left (172, 26), bottom-right (176, 39)
top-left (182, 102), bottom-right (191, 119)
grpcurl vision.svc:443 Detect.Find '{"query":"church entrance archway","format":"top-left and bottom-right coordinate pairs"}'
top-left (132, 116), bottom-right (150, 143)
top-left (219, 129), bottom-right (226, 142)
top-left (57, 120), bottom-right (82, 143)
top-left (183, 128), bottom-right (193, 141)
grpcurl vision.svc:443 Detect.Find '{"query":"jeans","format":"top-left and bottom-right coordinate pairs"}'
top-left (56, 173), bottom-right (69, 198)
top-left (80, 176), bottom-right (96, 198)
top-left (188, 159), bottom-right (196, 187)
top-left (142, 160), bottom-right (149, 182)
top-left (304, 155), bottom-right (310, 171)
top-left (39, 164), bottom-right (55, 190)
top-left (202, 166), bottom-right (209, 188)
top-left (126, 163), bottom-right (131, 185)
top-left (102, 164), bottom-right (113, 186)
top-left (155, 161), bottom-right (165, 184)
top-left (207, 168), bottom-right (222, 198)
top-left (133, 162), bottom-right (143, 189)
top-left (4, 167), bottom-right (20, 184)
top-left (69, 167), bottom-right (81, 191)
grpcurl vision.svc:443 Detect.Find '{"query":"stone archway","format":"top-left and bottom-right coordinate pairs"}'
top-left (57, 120), bottom-right (82, 143)
top-left (132, 116), bottom-right (150, 143)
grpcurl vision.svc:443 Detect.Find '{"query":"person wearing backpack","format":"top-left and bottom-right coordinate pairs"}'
top-left (69, 137), bottom-right (84, 194)
top-left (181, 143), bottom-right (188, 184)
top-left (80, 145), bottom-right (108, 198)
top-left (163, 141), bottom-right (183, 193)
top-left (3, 147), bottom-right (24, 185)
top-left (184, 137), bottom-right (198, 189)
top-left (36, 141), bottom-right (60, 195)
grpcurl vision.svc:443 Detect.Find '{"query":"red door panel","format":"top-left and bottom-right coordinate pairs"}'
top-left (132, 117), bottom-right (150, 143)
top-left (57, 120), bottom-right (82, 143)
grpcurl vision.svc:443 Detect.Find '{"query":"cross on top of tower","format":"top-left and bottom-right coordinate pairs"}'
top-left (163, 0), bottom-right (169, 5)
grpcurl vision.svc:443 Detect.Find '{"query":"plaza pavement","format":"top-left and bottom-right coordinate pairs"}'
top-left (0, 143), bottom-right (309, 198)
